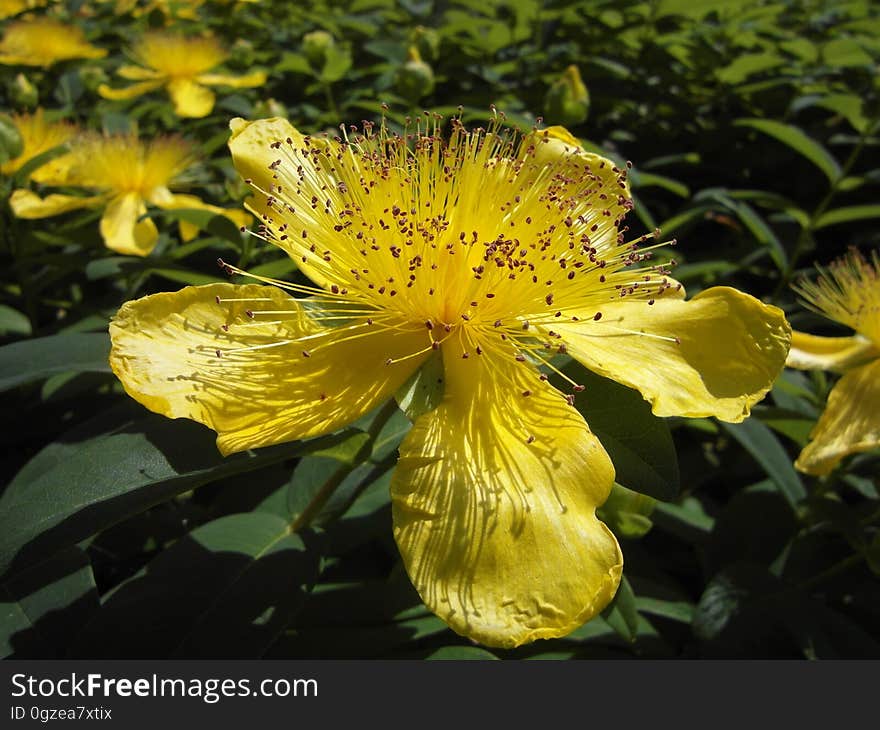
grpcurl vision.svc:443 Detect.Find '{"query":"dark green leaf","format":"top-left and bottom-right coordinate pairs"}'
top-left (735, 118), bottom-right (841, 183)
top-left (601, 575), bottom-right (638, 642)
top-left (0, 333), bottom-right (111, 392)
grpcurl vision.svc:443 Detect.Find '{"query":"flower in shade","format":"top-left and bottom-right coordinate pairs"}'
top-left (107, 117), bottom-right (790, 647)
top-left (786, 249), bottom-right (880, 475)
top-left (0, 17), bottom-right (106, 67)
top-left (98, 32), bottom-right (266, 118)
top-left (1, 108), bottom-right (76, 184)
top-left (10, 132), bottom-right (249, 256)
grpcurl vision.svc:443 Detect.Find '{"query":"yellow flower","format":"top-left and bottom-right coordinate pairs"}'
top-left (0, 17), bottom-right (106, 67)
top-left (0, 108), bottom-right (76, 184)
top-left (9, 133), bottom-right (250, 256)
top-left (0, 0), bottom-right (46, 21)
top-left (786, 249), bottom-right (880, 475)
top-left (98, 32), bottom-right (266, 118)
top-left (107, 118), bottom-right (790, 647)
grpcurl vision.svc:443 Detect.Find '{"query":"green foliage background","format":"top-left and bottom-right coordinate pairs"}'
top-left (1, 0), bottom-right (879, 659)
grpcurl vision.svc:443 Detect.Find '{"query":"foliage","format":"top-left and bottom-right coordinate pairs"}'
top-left (1, 0), bottom-right (878, 659)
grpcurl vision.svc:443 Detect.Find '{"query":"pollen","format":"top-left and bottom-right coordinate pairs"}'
top-left (222, 113), bottom-right (678, 403)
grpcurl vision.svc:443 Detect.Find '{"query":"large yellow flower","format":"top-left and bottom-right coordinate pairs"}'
top-left (0, 108), bottom-right (76, 184)
top-left (0, 17), bottom-right (106, 67)
top-left (786, 249), bottom-right (880, 475)
top-left (0, 0), bottom-right (46, 21)
top-left (107, 118), bottom-right (790, 647)
top-left (98, 32), bottom-right (266, 118)
top-left (9, 133), bottom-right (249, 256)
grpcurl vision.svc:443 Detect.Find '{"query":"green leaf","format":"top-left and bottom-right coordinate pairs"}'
top-left (631, 170), bottom-right (690, 198)
top-left (69, 513), bottom-right (320, 658)
top-left (426, 646), bottom-right (499, 659)
top-left (0, 333), bottom-right (111, 392)
top-left (1, 546), bottom-right (98, 658)
top-left (716, 51), bottom-right (784, 84)
top-left (560, 361), bottom-right (680, 501)
top-left (161, 208), bottom-right (244, 244)
top-left (601, 575), bottom-right (638, 642)
top-left (0, 402), bottom-right (354, 579)
top-left (0, 305), bottom-right (32, 336)
top-left (395, 348), bottom-right (444, 421)
top-left (721, 419), bottom-right (806, 507)
top-left (821, 38), bottom-right (874, 68)
top-left (814, 205), bottom-right (880, 229)
top-left (0, 113), bottom-right (23, 164)
top-left (735, 118), bottom-right (841, 183)
top-left (635, 596), bottom-right (694, 624)
top-left (320, 45), bottom-right (353, 83)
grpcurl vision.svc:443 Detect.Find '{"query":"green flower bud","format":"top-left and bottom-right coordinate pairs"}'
top-left (411, 26), bottom-right (440, 63)
top-left (394, 46), bottom-right (435, 104)
top-left (78, 65), bottom-right (108, 92)
top-left (597, 483), bottom-right (655, 540)
top-left (252, 98), bottom-right (288, 119)
top-left (9, 73), bottom-right (38, 109)
top-left (0, 113), bottom-right (24, 166)
top-left (302, 30), bottom-right (335, 71)
top-left (544, 64), bottom-right (590, 127)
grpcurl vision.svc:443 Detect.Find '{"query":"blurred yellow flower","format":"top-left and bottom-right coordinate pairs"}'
top-left (0, 0), bottom-right (46, 21)
top-left (0, 108), bottom-right (76, 184)
top-left (9, 133), bottom-right (249, 256)
top-left (107, 118), bottom-right (790, 647)
top-left (0, 17), bottom-right (106, 67)
top-left (98, 32), bottom-right (266, 118)
top-left (786, 249), bottom-right (880, 475)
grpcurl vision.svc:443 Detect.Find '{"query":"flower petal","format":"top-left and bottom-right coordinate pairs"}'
top-left (149, 190), bottom-right (251, 242)
top-left (166, 79), bottom-right (215, 118)
top-left (99, 192), bottom-right (158, 256)
top-left (9, 188), bottom-right (106, 218)
top-left (227, 117), bottom-right (336, 289)
top-left (795, 359), bottom-right (880, 475)
top-left (391, 340), bottom-right (622, 648)
top-left (97, 80), bottom-right (164, 101)
top-left (787, 330), bottom-right (879, 372)
top-left (116, 65), bottom-right (163, 81)
top-left (552, 286), bottom-right (791, 422)
top-left (196, 71), bottom-right (267, 88)
top-left (109, 283), bottom-right (430, 456)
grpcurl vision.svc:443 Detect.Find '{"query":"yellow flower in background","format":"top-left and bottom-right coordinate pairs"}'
top-left (111, 0), bottom-right (204, 20)
top-left (786, 249), bottom-right (880, 475)
top-left (0, 18), bottom-right (106, 67)
top-left (107, 117), bottom-right (790, 647)
top-left (98, 32), bottom-right (266, 118)
top-left (1, 108), bottom-right (76, 184)
top-left (0, 0), bottom-right (46, 21)
top-left (10, 133), bottom-right (249, 256)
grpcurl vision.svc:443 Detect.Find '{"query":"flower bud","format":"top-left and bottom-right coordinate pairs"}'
top-left (78, 64), bottom-right (108, 92)
top-left (9, 72), bottom-right (38, 108)
top-left (302, 30), bottom-right (334, 70)
top-left (410, 26), bottom-right (440, 62)
top-left (597, 483), bottom-right (656, 539)
top-left (394, 46), bottom-right (435, 104)
top-left (544, 64), bottom-right (590, 126)
top-left (252, 98), bottom-right (288, 119)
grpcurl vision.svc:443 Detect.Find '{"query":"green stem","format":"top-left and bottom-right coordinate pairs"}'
top-left (288, 398), bottom-right (400, 532)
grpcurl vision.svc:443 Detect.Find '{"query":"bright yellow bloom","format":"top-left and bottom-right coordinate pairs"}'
top-left (98, 32), bottom-right (266, 118)
top-left (9, 133), bottom-right (249, 256)
top-left (786, 249), bottom-right (880, 475)
top-left (107, 118), bottom-right (790, 647)
top-left (0, 18), bottom-right (106, 67)
top-left (0, 0), bottom-right (46, 21)
top-left (0, 108), bottom-right (76, 184)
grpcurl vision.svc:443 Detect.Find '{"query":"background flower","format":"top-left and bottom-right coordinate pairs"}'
top-left (0, 17), bottom-right (106, 67)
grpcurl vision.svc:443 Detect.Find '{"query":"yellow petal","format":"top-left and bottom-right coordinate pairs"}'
top-left (796, 359), bottom-right (880, 475)
top-left (552, 286), bottom-right (791, 422)
top-left (391, 339), bottom-right (622, 648)
top-left (109, 283), bottom-right (430, 456)
top-left (97, 80), bottom-right (164, 101)
top-left (9, 188), bottom-right (106, 218)
top-left (116, 65), bottom-right (163, 81)
top-left (166, 79), bottom-right (215, 118)
top-left (227, 117), bottom-right (334, 289)
top-left (99, 192), bottom-right (158, 256)
top-left (148, 190), bottom-right (250, 242)
top-left (786, 330), bottom-right (879, 373)
top-left (196, 70), bottom-right (267, 88)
